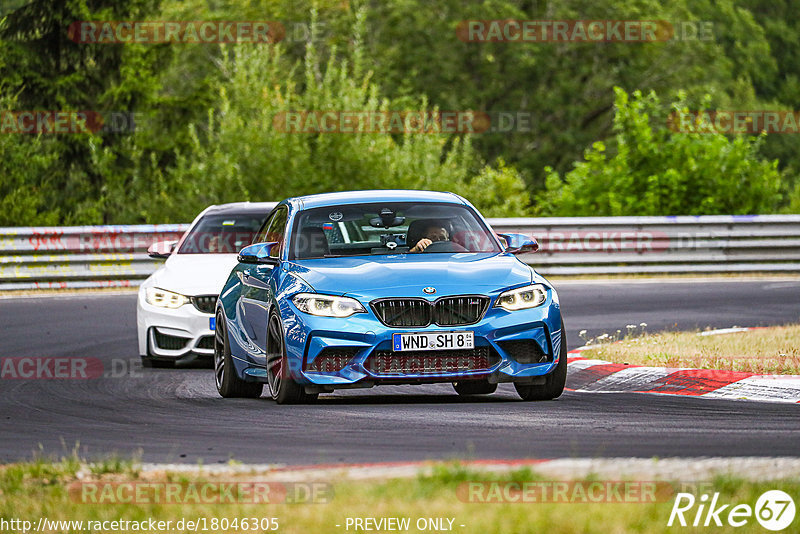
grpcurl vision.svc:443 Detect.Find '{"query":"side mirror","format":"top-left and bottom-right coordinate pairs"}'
top-left (147, 240), bottom-right (178, 259)
top-left (498, 233), bottom-right (538, 255)
top-left (238, 242), bottom-right (279, 265)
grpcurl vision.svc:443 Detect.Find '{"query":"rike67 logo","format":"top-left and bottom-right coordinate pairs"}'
top-left (668, 490), bottom-right (796, 531)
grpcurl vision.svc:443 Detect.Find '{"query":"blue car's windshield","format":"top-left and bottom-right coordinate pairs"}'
top-left (290, 202), bottom-right (501, 260)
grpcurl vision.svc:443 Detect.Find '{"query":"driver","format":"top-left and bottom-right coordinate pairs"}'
top-left (410, 223), bottom-right (450, 252)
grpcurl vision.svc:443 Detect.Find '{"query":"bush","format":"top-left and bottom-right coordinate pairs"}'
top-left (537, 87), bottom-right (784, 216)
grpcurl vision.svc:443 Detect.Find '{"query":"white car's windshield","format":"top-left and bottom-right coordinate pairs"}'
top-left (178, 213), bottom-right (266, 254)
top-left (290, 202), bottom-right (501, 260)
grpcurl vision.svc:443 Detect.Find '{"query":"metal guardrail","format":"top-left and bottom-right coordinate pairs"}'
top-left (1, 215), bottom-right (799, 290)
top-left (491, 214), bottom-right (800, 275)
top-left (0, 225), bottom-right (188, 290)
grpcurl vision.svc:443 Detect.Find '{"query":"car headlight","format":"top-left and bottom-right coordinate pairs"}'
top-left (292, 293), bottom-right (365, 317)
top-left (495, 284), bottom-right (548, 311)
top-left (145, 287), bottom-right (190, 308)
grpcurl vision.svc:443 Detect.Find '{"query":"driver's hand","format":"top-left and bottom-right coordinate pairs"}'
top-left (410, 238), bottom-right (432, 252)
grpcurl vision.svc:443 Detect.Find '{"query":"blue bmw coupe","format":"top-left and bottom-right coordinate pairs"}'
top-left (214, 190), bottom-right (565, 403)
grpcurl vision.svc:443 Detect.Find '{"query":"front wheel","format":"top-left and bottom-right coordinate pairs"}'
top-left (514, 322), bottom-right (568, 401)
top-left (214, 311), bottom-right (263, 398)
top-left (266, 312), bottom-right (317, 404)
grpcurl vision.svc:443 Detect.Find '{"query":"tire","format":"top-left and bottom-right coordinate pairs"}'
top-left (266, 311), bottom-right (318, 405)
top-left (514, 320), bottom-right (568, 401)
top-left (453, 379), bottom-right (497, 395)
top-left (214, 310), bottom-right (263, 398)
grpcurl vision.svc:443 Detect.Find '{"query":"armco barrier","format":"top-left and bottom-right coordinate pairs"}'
top-left (1, 215), bottom-right (799, 290)
top-left (0, 224), bottom-right (188, 290)
top-left (490, 214), bottom-right (800, 275)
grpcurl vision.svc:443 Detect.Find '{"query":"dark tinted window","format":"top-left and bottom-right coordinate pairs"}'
top-left (255, 206), bottom-right (288, 258)
top-left (177, 213), bottom-right (267, 254)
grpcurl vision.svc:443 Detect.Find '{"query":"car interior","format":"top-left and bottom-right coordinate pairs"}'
top-left (287, 203), bottom-right (502, 260)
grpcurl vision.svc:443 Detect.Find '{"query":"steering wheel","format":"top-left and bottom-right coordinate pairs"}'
top-left (423, 240), bottom-right (468, 253)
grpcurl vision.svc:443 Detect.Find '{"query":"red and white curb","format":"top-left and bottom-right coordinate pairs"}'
top-left (566, 337), bottom-right (800, 404)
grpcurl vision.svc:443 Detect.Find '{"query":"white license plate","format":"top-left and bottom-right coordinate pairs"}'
top-left (392, 331), bottom-right (474, 352)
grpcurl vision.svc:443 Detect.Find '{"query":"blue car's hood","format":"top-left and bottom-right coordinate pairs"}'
top-left (285, 253), bottom-right (534, 300)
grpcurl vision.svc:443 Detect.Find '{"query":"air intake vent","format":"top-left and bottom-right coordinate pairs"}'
top-left (365, 347), bottom-right (500, 376)
top-left (153, 330), bottom-right (190, 350)
top-left (196, 336), bottom-right (215, 350)
top-left (306, 348), bottom-right (361, 373)
top-left (498, 340), bottom-right (551, 364)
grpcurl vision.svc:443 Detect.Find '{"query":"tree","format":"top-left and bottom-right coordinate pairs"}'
top-left (0, 0), bottom-right (165, 223)
top-left (537, 88), bottom-right (783, 216)
top-left (109, 9), bottom-right (531, 222)
top-left (0, 95), bottom-right (59, 225)
top-left (362, 0), bottom-right (774, 196)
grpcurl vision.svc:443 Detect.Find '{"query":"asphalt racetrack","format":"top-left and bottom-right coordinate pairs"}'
top-left (1, 279), bottom-right (798, 465)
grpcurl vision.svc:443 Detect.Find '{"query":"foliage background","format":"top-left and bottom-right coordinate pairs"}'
top-left (0, 0), bottom-right (798, 224)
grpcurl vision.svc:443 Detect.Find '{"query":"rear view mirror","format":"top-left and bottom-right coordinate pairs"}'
top-left (370, 207), bottom-right (405, 228)
top-left (147, 240), bottom-right (178, 259)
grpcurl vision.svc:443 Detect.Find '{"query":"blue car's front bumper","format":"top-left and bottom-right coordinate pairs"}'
top-left (239, 293), bottom-right (562, 390)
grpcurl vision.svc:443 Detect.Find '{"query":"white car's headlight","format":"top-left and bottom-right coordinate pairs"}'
top-left (292, 293), bottom-right (365, 317)
top-left (495, 284), bottom-right (548, 311)
top-left (145, 287), bottom-right (190, 308)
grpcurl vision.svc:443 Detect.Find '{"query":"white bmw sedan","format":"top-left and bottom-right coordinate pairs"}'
top-left (137, 202), bottom-right (275, 367)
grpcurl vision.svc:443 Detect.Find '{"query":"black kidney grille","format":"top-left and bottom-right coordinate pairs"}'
top-left (371, 299), bottom-right (432, 327)
top-left (371, 296), bottom-right (489, 327)
top-left (435, 296), bottom-right (489, 326)
top-left (191, 295), bottom-right (217, 314)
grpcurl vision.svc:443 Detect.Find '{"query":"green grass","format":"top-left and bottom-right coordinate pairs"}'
top-left (581, 324), bottom-right (800, 374)
top-left (2, 460), bottom-right (798, 533)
